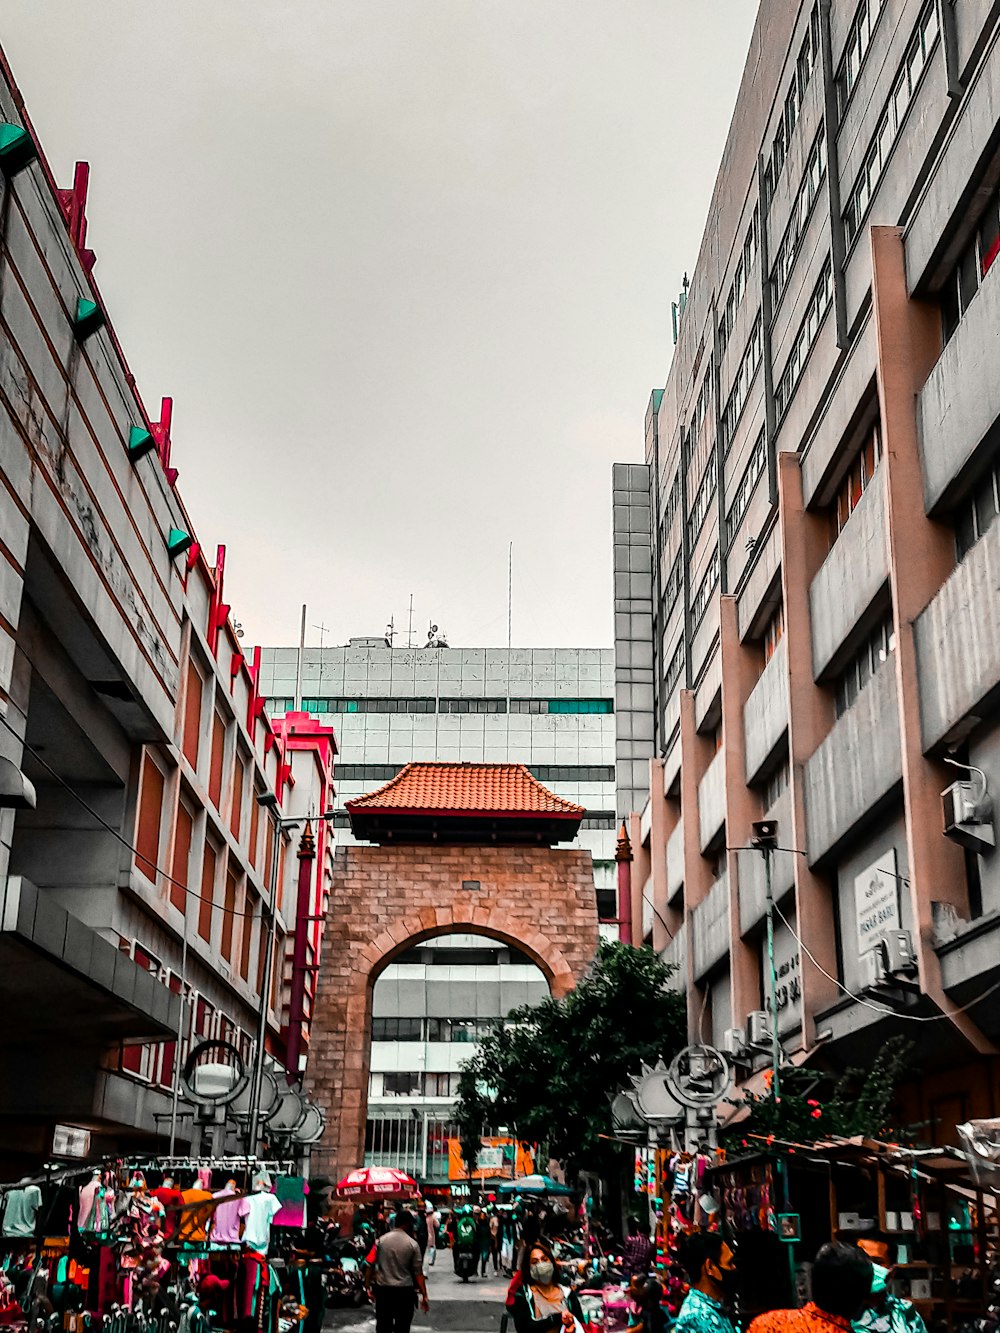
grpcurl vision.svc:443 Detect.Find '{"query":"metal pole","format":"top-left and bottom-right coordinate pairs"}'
top-left (168, 925), bottom-right (189, 1154)
top-left (763, 845), bottom-right (781, 1101)
top-left (248, 811), bottom-right (283, 1153)
top-left (294, 603), bottom-right (306, 711)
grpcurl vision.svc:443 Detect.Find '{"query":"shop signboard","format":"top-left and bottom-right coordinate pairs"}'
top-left (448, 1136), bottom-right (534, 1181)
top-left (854, 850), bottom-right (900, 956)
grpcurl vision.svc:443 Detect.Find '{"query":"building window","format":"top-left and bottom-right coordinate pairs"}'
top-left (579, 811), bottom-right (617, 829)
top-left (720, 316), bottom-right (763, 449)
top-left (134, 753), bottom-right (166, 885)
top-left (170, 800), bottom-right (194, 915)
top-left (955, 459), bottom-right (1000, 559)
top-left (663, 638), bottom-right (685, 698)
top-left (199, 842), bottom-right (218, 943)
top-left (687, 452), bottom-right (718, 549)
top-left (372, 1017), bottom-right (424, 1041)
top-left (769, 127), bottom-right (827, 312)
top-left (182, 660), bottom-right (203, 768)
top-left (836, 0), bottom-right (886, 116)
top-left (719, 212), bottom-right (760, 355)
top-left (221, 866), bottom-right (238, 962)
top-left (725, 430), bottom-right (767, 547)
top-left (208, 711), bottom-right (227, 810)
top-left (763, 604), bottom-right (784, 664)
top-left (267, 697), bottom-right (293, 713)
top-left (660, 469), bottom-right (682, 546)
top-left (775, 257), bottom-right (833, 420)
top-left (240, 890), bottom-right (255, 983)
top-left (381, 1072), bottom-right (423, 1097)
top-left (761, 761), bottom-right (789, 812)
top-left (690, 550), bottom-right (720, 630)
top-left (530, 765), bottom-right (615, 783)
top-left (940, 183), bottom-right (1000, 344)
top-left (661, 552), bottom-right (683, 625)
top-left (439, 698), bottom-right (507, 713)
top-left (831, 426), bottom-right (882, 542)
top-left (843, 1), bottom-right (940, 244)
top-left (764, 5), bottom-right (820, 205)
top-left (834, 614), bottom-right (896, 716)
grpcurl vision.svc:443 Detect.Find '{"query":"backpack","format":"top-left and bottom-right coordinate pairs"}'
top-left (457, 1215), bottom-right (476, 1246)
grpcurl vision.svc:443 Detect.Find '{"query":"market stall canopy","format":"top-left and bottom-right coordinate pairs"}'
top-left (336, 1166), bottom-right (417, 1198)
top-left (498, 1174), bottom-right (574, 1197)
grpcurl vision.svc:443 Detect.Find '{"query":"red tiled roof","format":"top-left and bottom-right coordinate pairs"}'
top-left (345, 762), bottom-right (584, 818)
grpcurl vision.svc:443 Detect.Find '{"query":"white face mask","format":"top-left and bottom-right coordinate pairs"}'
top-left (530, 1261), bottom-right (555, 1286)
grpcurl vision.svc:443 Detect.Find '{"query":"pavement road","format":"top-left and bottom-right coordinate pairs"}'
top-left (324, 1259), bottom-right (509, 1333)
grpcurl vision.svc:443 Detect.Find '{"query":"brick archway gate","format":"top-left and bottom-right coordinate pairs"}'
top-left (305, 840), bottom-right (600, 1178)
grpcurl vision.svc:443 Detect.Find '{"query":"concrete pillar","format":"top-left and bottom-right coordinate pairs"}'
top-left (718, 595), bottom-right (765, 1031)
top-left (777, 451), bottom-right (841, 1031)
top-left (679, 689), bottom-right (717, 1041)
top-left (647, 758), bottom-right (671, 952)
top-left (870, 225), bottom-right (995, 1055)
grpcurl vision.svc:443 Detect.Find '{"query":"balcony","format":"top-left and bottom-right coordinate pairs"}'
top-left (919, 264), bottom-right (1000, 512)
top-left (737, 786), bottom-right (794, 934)
top-left (666, 821), bottom-right (684, 905)
top-left (743, 638), bottom-right (789, 783)
top-left (803, 664), bottom-right (902, 863)
top-left (809, 466), bottom-right (888, 678)
top-left (914, 504), bottom-right (1000, 749)
top-left (690, 874), bottom-right (730, 981)
top-left (698, 748), bottom-right (726, 851)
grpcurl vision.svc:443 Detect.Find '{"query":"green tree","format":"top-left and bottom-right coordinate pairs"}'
top-left (724, 1036), bottom-right (913, 1150)
top-left (454, 940), bottom-right (687, 1178)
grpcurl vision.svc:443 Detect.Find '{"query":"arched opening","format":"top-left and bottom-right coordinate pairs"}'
top-left (363, 930), bottom-right (549, 1197)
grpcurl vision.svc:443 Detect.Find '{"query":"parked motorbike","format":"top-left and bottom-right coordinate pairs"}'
top-left (323, 1240), bottom-right (369, 1307)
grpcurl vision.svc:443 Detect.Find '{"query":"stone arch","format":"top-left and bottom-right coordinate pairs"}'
top-left (306, 841), bottom-right (598, 1177)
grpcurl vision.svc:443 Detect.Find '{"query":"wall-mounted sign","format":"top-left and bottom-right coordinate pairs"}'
top-left (52, 1124), bottom-right (91, 1158)
top-left (854, 850), bottom-right (900, 957)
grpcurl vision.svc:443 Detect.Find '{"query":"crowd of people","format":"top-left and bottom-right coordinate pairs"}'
top-left (353, 1198), bottom-right (927, 1333)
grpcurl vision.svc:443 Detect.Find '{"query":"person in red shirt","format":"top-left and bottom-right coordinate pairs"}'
top-left (748, 1243), bottom-right (874, 1333)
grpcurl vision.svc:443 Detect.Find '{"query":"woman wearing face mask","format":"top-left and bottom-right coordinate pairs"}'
top-left (510, 1241), bottom-right (584, 1333)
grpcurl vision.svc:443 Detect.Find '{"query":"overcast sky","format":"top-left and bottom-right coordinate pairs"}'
top-left (3, 2), bottom-right (756, 651)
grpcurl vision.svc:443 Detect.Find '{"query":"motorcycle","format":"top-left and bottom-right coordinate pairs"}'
top-left (323, 1239), bottom-right (369, 1308)
top-left (453, 1249), bottom-right (478, 1283)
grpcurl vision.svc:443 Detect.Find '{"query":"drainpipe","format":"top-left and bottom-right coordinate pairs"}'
top-left (285, 819), bottom-right (316, 1078)
top-left (616, 821), bottom-right (633, 946)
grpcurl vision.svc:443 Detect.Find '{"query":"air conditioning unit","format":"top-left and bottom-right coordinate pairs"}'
top-left (883, 929), bottom-right (917, 976)
top-left (747, 1010), bottom-right (772, 1048)
top-left (721, 1027), bottom-right (747, 1059)
top-left (860, 946), bottom-right (887, 990)
top-left (942, 780), bottom-right (995, 851)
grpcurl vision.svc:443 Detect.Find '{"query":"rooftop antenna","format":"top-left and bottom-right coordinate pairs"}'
top-left (294, 603), bottom-right (306, 711)
top-left (385, 616), bottom-right (396, 648)
top-left (407, 593), bottom-right (414, 649)
top-left (508, 542), bottom-right (513, 652)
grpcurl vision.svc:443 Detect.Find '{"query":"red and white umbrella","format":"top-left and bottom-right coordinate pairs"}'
top-left (336, 1166), bottom-right (418, 1199)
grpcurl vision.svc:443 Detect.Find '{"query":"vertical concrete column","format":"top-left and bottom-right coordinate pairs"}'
top-left (647, 758), bottom-right (671, 952)
top-left (777, 452), bottom-right (841, 1031)
top-left (718, 595), bottom-right (764, 1030)
top-left (679, 688), bottom-right (717, 1041)
top-left (870, 226), bottom-right (994, 1054)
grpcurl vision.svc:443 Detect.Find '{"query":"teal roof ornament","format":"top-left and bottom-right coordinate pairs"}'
top-left (167, 527), bottom-right (194, 560)
top-left (0, 123), bottom-right (35, 175)
top-left (73, 297), bottom-right (104, 340)
top-left (127, 425), bottom-right (156, 462)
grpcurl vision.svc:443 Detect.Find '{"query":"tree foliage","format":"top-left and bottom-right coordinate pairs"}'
top-left (454, 940), bottom-right (687, 1174)
top-left (724, 1036), bottom-right (913, 1150)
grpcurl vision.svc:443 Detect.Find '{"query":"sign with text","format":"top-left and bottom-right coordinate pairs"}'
top-left (448, 1136), bottom-right (534, 1181)
top-left (854, 850), bottom-right (900, 956)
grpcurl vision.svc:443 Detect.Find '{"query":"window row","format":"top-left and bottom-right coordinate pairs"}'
top-left (761, 760), bottom-right (789, 813)
top-left (955, 457), bottom-right (1000, 560)
top-left (831, 425), bottom-right (881, 544)
top-left (371, 1072), bottom-right (463, 1098)
top-left (769, 126), bottom-right (828, 312)
top-left (762, 604), bottom-right (784, 665)
top-left (836, 0), bottom-right (886, 117)
top-left (720, 316), bottom-right (763, 450)
top-left (691, 549), bottom-right (720, 630)
top-left (687, 452), bottom-right (718, 548)
top-left (763, 5), bottom-right (821, 206)
top-left (334, 761), bottom-right (615, 785)
top-left (940, 182), bottom-right (1000, 344)
top-left (372, 1016), bottom-right (502, 1043)
top-left (659, 470), bottom-right (682, 549)
top-left (775, 257), bottom-right (833, 420)
top-left (662, 552), bottom-right (683, 620)
top-left (663, 638), bottom-right (685, 698)
top-left (843, 0), bottom-right (940, 244)
top-left (719, 210), bottom-right (761, 356)
top-left (725, 430), bottom-right (767, 547)
top-left (269, 695), bottom-right (614, 716)
top-left (834, 614), bottom-right (896, 717)
top-left (683, 361), bottom-right (717, 487)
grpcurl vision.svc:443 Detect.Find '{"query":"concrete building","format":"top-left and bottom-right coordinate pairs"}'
top-left (0, 45), bottom-right (333, 1169)
top-left (613, 0), bottom-right (1000, 1136)
top-left (257, 642), bottom-right (618, 922)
